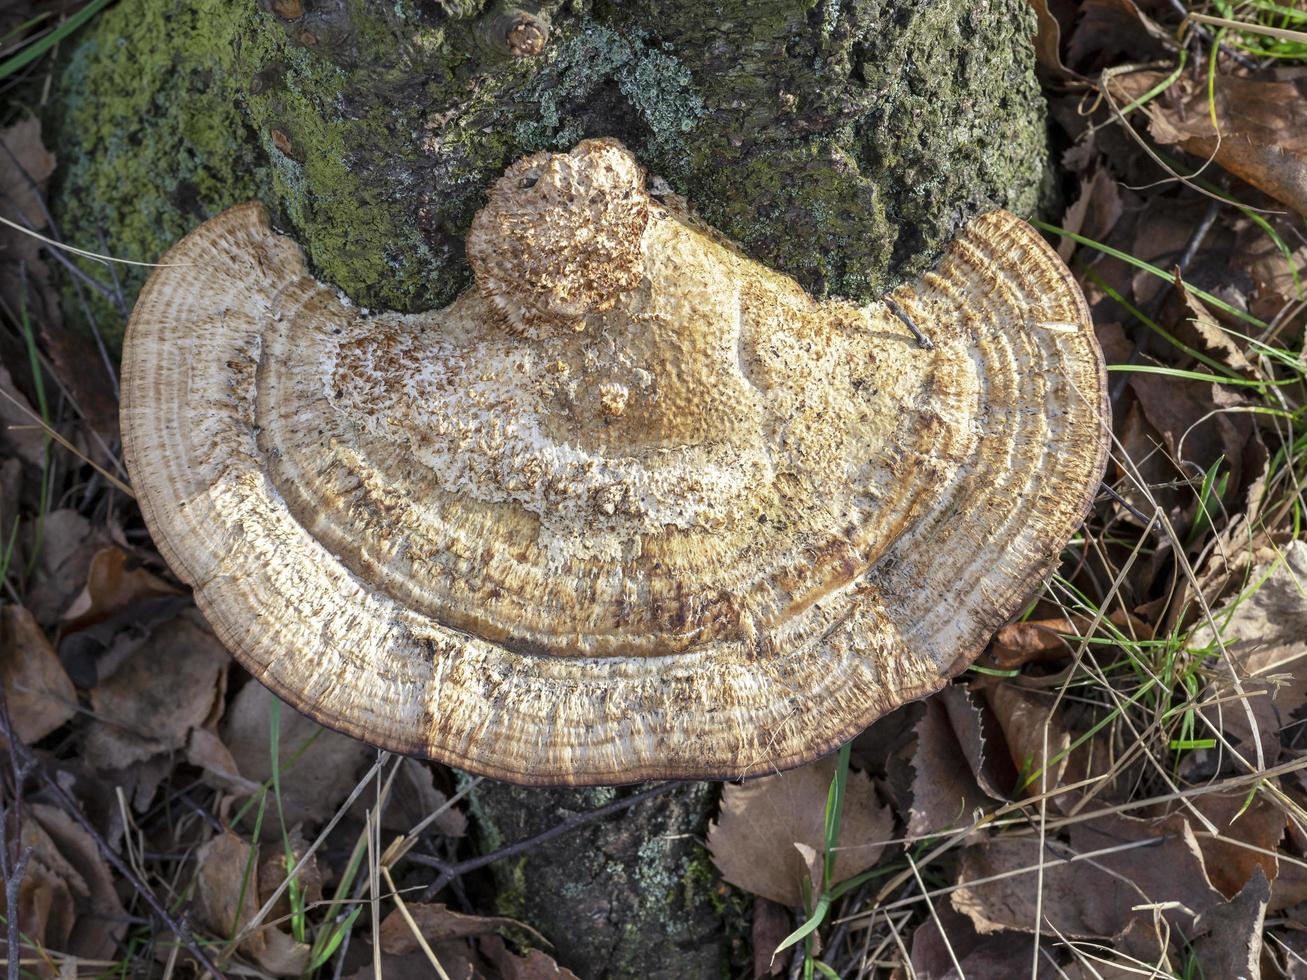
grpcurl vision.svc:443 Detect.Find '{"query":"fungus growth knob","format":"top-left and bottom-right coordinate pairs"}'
top-left (468, 138), bottom-right (651, 337)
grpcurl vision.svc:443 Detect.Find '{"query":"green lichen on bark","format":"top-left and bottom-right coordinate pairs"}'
top-left (49, 0), bottom-right (1047, 346)
top-left (470, 781), bottom-right (731, 979)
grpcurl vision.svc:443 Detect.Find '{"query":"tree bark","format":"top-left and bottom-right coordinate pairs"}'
top-left (466, 780), bottom-right (731, 979)
top-left (48, 1), bottom-right (1049, 976)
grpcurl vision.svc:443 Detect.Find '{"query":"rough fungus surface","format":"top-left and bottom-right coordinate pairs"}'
top-left (120, 140), bottom-right (1108, 785)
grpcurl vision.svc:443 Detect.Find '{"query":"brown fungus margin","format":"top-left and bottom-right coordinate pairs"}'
top-left (121, 139), bottom-right (1108, 786)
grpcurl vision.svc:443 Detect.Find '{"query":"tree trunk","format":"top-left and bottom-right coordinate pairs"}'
top-left (48, 0), bottom-right (1049, 975)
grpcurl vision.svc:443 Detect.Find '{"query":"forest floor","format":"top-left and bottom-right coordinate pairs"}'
top-left (2, 1), bottom-right (1307, 978)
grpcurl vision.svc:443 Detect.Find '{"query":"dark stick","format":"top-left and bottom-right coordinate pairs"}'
top-left (415, 781), bottom-right (681, 900)
top-left (1098, 480), bottom-right (1153, 525)
top-left (0, 796), bottom-right (30, 980)
top-left (0, 670), bottom-right (34, 980)
top-left (1164, 0), bottom-right (1259, 71)
top-left (2, 847), bottom-right (31, 980)
top-left (885, 297), bottom-right (935, 350)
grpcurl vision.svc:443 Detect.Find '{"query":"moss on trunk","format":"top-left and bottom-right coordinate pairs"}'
top-left (49, 0), bottom-right (1048, 343)
top-left (466, 780), bottom-right (743, 979)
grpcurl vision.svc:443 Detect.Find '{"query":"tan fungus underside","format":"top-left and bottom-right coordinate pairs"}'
top-left (121, 139), bottom-right (1108, 785)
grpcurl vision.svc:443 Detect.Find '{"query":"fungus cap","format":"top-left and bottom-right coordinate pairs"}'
top-left (122, 139), bottom-right (1108, 785)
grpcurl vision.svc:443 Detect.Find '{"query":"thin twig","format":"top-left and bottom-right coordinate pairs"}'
top-left (884, 297), bottom-right (935, 350)
top-left (1166, 0), bottom-right (1259, 69)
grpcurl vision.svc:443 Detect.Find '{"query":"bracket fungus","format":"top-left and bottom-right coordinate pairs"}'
top-left (122, 138), bottom-right (1108, 785)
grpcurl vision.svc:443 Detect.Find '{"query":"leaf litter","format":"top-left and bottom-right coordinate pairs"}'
top-left (1, 2), bottom-right (1307, 977)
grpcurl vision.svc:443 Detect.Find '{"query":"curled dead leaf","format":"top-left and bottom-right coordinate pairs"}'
top-left (911, 895), bottom-right (1057, 979)
top-left (751, 898), bottom-right (790, 977)
top-left (82, 607), bottom-right (229, 771)
top-left (0, 803), bottom-right (128, 973)
top-left (1190, 867), bottom-right (1270, 980)
top-left (349, 757), bottom-right (466, 837)
top-left (23, 509), bottom-right (109, 627)
top-left (194, 830), bottom-right (264, 956)
top-left (379, 903), bottom-right (529, 955)
top-left (186, 726), bottom-right (261, 796)
top-left (480, 935), bottom-right (581, 979)
top-left (990, 617), bottom-right (1077, 670)
top-left (61, 546), bottom-right (179, 631)
top-left (953, 812), bottom-right (1224, 947)
top-left (224, 681), bottom-right (371, 835)
top-left (908, 685), bottom-right (1007, 837)
top-left (1113, 71), bottom-right (1307, 216)
top-left (1195, 540), bottom-right (1307, 770)
top-left (193, 828), bottom-right (313, 977)
top-left (0, 604), bottom-right (75, 744)
top-left (708, 754), bottom-right (893, 909)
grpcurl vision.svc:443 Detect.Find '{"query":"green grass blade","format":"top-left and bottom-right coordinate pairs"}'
top-left (0, 0), bottom-right (116, 81)
top-left (1035, 222), bottom-right (1268, 330)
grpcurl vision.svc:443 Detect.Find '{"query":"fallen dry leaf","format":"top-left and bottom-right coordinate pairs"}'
top-left (1028, 0), bottom-right (1078, 80)
top-left (186, 726), bottom-right (262, 796)
top-left (1180, 791), bottom-right (1283, 900)
top-left (23, 509), bottom-right (110, 626)
top-left (224, 680), bottom-right (371, 833)
top-left (349, 757), bottom-right (466, 837)
top-left (908, 685), bottom-right (1005, 837)
top-left (1130, 374), bottom-right (1254, 490)
top-left (30, 803), bottom-right (129, 964)
top-left (910, 896), bottom-right (1055, 979)
top-left (989, 617), bottom-right (1077, 670)
top-left (1190, 867), bottom-right (1270, 980)
top-left (194, 830), bottom-right (265, 956)
top-left (82, 607), bottom-right (229, 770)
top-left (0, 803), bottom-right (129, 973)
top-left (58, 591), bottom-right (191, 690)
top-left (480, 935), bottom-right (581, 979)
top-left (0, 117), bottom-right (55, 326)
top-left (254, 925), bottom-right (311, 977)
top-left (1196, 540), bottom-right (1307, 770)
top-left (61, 546), bottom-right (178, 631)
top-left (984, 683), bottom-right (1071, 799)
top-left (258, 825), bottom-right (324, 923)
top-left (984, 680), bottom-right (1126, 813)
top-left (1272, 789), bottom-right (1307, 912)
top-left (0, 604), bottom-right (75, 744)
top-left (1058, 165), bottom-right (1122, 263)
top-left (0, 117), bottom-right (117, 442)
top-left (708, 754), bottom-right (893, 908)
top-left (194, 828), bottom-right (316, 977)
top-left (0, 360), bottom-right (47, 470)
top-left (751, 898), bottom-right (789, 977)
top-left (0, 116), bottom-right (53, 234)
top-left (1239, 222), bottom-right (1307, 321)
top-left (1065, 0), bottom-right (1172, 69)
top-left (343, 941), bottom-right (480, 980)
top-left (379, 903), bottom-right (523, 955)
top-left (953, 812), bottom-right (1225, 946)
top-left (1115, 71), bottom-right (1307, 217)
top-left (1177, 285), bottom-right (1257, 377)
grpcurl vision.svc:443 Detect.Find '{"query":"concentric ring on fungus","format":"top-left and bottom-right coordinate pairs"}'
top-left (121, 138), bottom-right (1109, 786)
